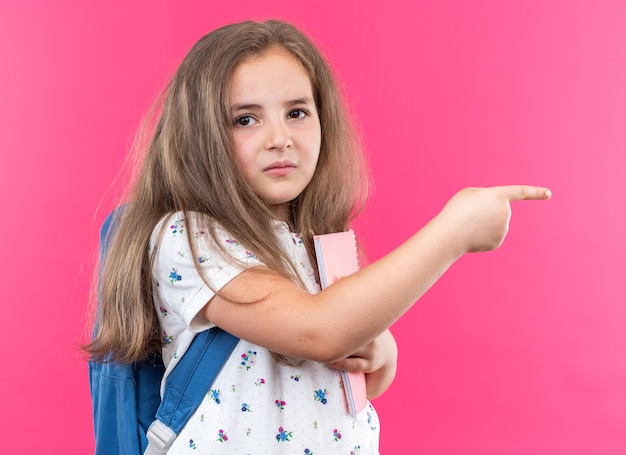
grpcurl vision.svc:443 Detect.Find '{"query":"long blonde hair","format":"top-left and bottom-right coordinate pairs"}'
top-left (86, 20), bottom-right (369, 364)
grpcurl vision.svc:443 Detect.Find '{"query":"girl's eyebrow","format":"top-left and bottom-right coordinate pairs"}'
top-left (230, 103), bottom-right (262, 113)
top-left (230, 97), bottom-right (315, 113)
top-left (286, 97), bottom-right (315, 107)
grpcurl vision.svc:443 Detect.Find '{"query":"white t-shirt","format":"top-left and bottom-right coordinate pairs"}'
top-left (150, 213), bottom-right (380, 454)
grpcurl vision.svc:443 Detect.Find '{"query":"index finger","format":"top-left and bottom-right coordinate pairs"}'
top-left (498, 185), bottom-right (552, 202)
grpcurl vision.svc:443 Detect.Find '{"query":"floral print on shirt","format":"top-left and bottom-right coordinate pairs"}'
top-left (150, 213), bottom-right (381, 453)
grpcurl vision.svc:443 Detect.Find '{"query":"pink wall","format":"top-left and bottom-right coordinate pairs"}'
top-left (1, 1), bottom-right (624, 453)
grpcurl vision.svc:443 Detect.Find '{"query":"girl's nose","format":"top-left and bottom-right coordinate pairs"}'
top-left (265, 120), bottom-right (292, 151)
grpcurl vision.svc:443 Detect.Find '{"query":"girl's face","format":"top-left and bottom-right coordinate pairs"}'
top-left (229, 47), bottom-right (321, 221)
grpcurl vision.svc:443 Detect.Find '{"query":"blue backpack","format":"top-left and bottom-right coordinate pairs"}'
top-left (89, 209), bottom-right (239, 454)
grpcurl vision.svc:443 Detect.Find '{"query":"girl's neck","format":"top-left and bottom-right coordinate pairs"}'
top-left (270, 203), bottom-right (290, 223)
top-left (270, 202), bottom-right (297, 230)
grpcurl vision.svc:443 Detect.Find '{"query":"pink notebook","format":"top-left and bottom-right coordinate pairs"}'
top-left (313, 230), bottom-right (367, 417)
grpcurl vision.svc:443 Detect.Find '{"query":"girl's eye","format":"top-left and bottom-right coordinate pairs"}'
top-left (288, 109), bottom-right (307, 119)
top-left (234, 115), bottom-right (256, 127)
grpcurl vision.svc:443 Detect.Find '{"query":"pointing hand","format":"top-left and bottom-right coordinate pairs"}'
top-left (438, 185), bottom-right (552, 253)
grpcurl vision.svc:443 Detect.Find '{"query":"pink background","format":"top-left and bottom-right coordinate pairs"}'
top-left (1, 0), bottom-right (624, 453)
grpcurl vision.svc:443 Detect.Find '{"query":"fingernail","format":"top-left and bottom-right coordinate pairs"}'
top-left (545, 190), bottom-right (552, 199)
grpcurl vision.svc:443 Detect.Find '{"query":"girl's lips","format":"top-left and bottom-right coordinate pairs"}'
top-left (264, 161), bottom-right (296, 176)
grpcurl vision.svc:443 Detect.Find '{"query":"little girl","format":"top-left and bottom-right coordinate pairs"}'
top-left (87, 20), bottom-right (550, 454)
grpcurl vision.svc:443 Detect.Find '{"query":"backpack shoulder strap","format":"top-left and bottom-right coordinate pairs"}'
top-left (144, 320), bottom-right (239, 454)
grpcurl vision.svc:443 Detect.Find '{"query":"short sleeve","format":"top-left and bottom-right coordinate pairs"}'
top-left (150, 212), bottom-right (262, 331)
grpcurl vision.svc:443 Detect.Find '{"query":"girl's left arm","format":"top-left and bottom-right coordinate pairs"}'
top-left (326, 329), bottom-right (398, 399)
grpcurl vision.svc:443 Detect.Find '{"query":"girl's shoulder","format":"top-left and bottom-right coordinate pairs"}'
top-left (151, 211), bottom-right (208, 238)
top-left (150, 211), bottom-right (262, 266)
top-left (150, 211), bottom-right (225, 247)
top-left (152, 212), bottom-right (298, 249)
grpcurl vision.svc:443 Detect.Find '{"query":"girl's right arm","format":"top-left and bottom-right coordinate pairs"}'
top-left (203, 185), bottom-right (551, 363)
